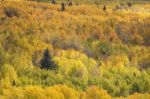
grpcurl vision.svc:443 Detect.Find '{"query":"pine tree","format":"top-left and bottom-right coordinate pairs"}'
top-left (40, 48), bottom-right (57, 70)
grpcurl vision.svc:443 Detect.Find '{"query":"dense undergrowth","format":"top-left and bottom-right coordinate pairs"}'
top-left (0, 1), bottom-right (150, 99)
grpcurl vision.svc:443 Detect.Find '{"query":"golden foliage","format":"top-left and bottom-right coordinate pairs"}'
top-left (0, 1), bottom-right (150, 99)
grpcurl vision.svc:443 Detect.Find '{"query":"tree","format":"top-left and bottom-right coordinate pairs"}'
top-left (51, 0), bottom-right (56, 4)
top-left (67, 0), bottom-right (73, 6)
top-left (40, 48), bottom-right (57, 70)
top-left (61, 2), bottom-right (65, 11)
top-left (103, 5), bottom-right (106, 11)
top-left (127, 2), bottom-right (132, 7)
top-left (4, 7), bottom-right (21, 18)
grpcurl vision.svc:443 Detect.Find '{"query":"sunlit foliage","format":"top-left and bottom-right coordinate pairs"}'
top-left (0, 1), bottom-right (150, 99)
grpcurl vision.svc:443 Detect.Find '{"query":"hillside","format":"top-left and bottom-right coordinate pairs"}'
top-left (0, 1), bottom-right (150, 99)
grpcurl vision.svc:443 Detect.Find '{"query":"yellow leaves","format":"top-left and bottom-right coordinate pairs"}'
top-left (101, 54), bottom-right (129, 68)
top-left (118, 93), bottom-right (150, 99)
top-left (1, 84), bottom-right (150, 99)
top-left (0, 64), bottom-right (18, 92)
top-left (54, 50), bottom-right (96, 78)
top-left (60, 50), bottom-right (87, 59)
top-left (2, 87), bottom-right (24, 99)
top-left (0, 1), bottom-right (149, 56)
top-left (24, 86), bottom-right (46, 99)
top-left (5, 85), bottom-right (80, 99)
top-left (0, 64), bottom-right (17, 84)
top-left (86, 86), bottom-right (111, 99)
top-left (0, 2), bottom-right (150, 99)
top-left (69, 62), bottom-right (88, 82)
top-left (55, 57), bottom-right (84, 75)
top-left (14, 85), bottom-right (78, 99)
top-left (45, 87), bottom-right (65, 99)
top-left (133, 34), bottom-right (144, 45)
top-left (31, 38), bottom-right (53, 52)
top-left (1, 85), bottom-right (112, 99)
top-left (2, 0), bottom-right (24, 1)
top-left (53, 85), bottom-right (80, 99)
top-left (2, 86), bottom-right (46, 99)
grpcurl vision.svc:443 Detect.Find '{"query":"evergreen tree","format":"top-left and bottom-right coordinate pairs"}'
top-left (40, 48), bottom-right (57, 70)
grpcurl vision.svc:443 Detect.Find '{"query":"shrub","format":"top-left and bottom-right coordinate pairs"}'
top-left (4, 7), bottom-right (21, 18)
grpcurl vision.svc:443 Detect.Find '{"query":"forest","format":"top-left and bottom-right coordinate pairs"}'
top-left (0, 0), bottom-right (150, 99)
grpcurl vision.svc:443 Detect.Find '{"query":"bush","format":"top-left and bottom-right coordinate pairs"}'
top-left (4, 7), bottom-right (21, 18)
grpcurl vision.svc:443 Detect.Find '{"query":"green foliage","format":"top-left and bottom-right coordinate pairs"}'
top-left (92, 41), bottom-right (129, 60)
top-left (0, 49), bottom-right (9, 66)
top-left (89, 66), bottom-right (150, 97)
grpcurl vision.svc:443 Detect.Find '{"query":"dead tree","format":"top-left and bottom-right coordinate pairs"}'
top-left (61, 2), bottom-right (65, 11)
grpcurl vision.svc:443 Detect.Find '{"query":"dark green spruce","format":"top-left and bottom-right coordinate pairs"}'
top-left (40, 48), bottom-right (57, 70)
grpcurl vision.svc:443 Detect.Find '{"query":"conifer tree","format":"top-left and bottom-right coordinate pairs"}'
top-left (40, 48), bottom-right (57, 70)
